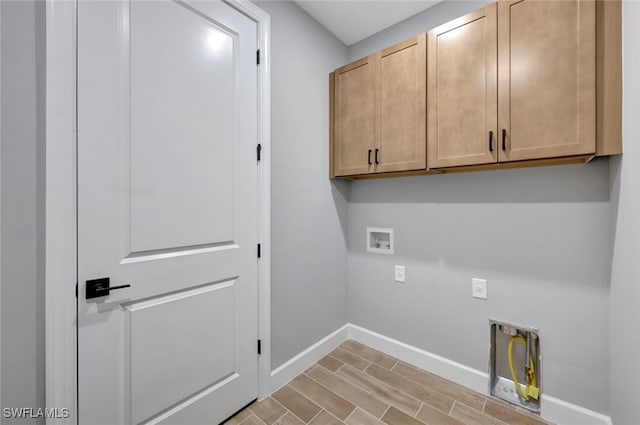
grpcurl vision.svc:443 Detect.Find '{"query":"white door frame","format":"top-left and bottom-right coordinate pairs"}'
top-left (44, 1), bottom-right (271, 422)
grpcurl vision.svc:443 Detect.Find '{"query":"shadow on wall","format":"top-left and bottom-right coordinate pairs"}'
top-left (331, 179), bottom-right (350, 244)
top-left (348, 159), bottom-right (611, 204)
top-left (346, 159), bottom-right (613, 288)
top-left (607, 155), bottom-right (621, 288)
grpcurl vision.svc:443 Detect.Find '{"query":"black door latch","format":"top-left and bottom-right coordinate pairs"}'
top-left (86, 277), bottom-right (131, 299)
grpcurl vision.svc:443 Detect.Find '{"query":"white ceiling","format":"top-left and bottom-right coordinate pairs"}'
top-left (294, 1), bottom-right (441, 46)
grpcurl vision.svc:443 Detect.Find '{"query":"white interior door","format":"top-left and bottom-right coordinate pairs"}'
top-left (77, 1), bottom-right (258, 424)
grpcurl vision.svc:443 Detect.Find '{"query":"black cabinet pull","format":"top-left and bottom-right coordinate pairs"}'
top-left (502, 128), bottom-right (507, 151)
top-left (375, 148), bottom-right (380, 164)
top-left (489, 131), bottom-right (494, 152)
top-left (368, 149), bottom-right (372, 165)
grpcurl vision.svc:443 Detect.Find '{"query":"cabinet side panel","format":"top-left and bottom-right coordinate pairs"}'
top-left (329, 72), bottom-right (336, 178)
top-left (596, 0), bottom-right (622, 156)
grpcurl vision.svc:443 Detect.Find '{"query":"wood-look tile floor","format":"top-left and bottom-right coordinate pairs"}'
top-left (224, 340), bottom-right (553, 425)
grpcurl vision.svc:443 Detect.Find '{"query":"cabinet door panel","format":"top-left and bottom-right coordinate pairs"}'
top-left (427, 5), bottom-right (497, 168)
top-left (498, 0), bottom-right (595, 161)
top-left (334, 56), bottom-right (376, 176)
top-left (376, 35), bottom-right (426, 173)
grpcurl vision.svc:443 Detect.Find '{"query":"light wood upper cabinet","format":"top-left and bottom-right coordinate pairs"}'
top-left (330, 0), bottom-right (620, 179)
top-left (332, 55), bottom-right (377, 176)
top-left (331, 35), bottom-right (426, 177)
top-left (427, 4), bottom-right (497, 168)
top-left (376, 35), bottom-right (427, 173)
top-left (498, 0), bottom-right (596, 162)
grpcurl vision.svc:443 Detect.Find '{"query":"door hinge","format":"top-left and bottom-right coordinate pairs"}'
top-left (257, 243), bottom-right (261, 258)
top-left (256, 49), bottom-right (260, 65)
top-left (75, 282), bottom-right (78, 298)
top-left (258, 339), bottom-right (262, 355)
top-left (257, 143), bottom-right (262, 161)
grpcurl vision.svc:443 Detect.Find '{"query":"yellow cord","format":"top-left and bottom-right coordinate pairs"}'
top-left (507, 335), bottom-right (539, 400)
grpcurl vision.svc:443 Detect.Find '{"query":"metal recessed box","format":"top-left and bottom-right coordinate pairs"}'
top-left (489, 319), bottom-right (541, 413)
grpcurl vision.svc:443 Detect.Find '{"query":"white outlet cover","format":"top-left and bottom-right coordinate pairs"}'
top-left (472, 278), bottom-right (487, 299)
top-left (395, 265), bottom-right (405, 283)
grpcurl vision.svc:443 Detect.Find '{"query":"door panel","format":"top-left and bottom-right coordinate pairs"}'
top-left (498, 0), bottom-right (595, 161)
top-left (333, 56), bottom-right (376, 176)
top-left (130, 1), bottom-right (235, 251)
top-left (376, 35), bottom-right (426, 173)
top-left (427, 5), bottom-right (497, 168)
top-left (129, 281), bottom-right (236, 424)
top-left (77, 1), bottom-right (258, 424)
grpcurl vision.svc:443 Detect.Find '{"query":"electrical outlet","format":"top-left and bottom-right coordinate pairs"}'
top-left (472, 278), bottom-right (487, 299)
top-left (395, 265), bottom-right (405, 283)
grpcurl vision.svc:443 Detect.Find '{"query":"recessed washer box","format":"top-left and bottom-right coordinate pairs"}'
top-left (489, 319), bottom-right (541, 414)
top-left (366, 227), bottom-right (394, 255)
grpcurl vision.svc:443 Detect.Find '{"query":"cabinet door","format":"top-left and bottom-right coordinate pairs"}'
top-left (333, 55), bottom-right (377, 176)
top-left (498, 0), bottom-right (595, 162)
top-left (375, 35), bottom-right (426, 173)
top-left (427, 5), bottom-right (497, 169)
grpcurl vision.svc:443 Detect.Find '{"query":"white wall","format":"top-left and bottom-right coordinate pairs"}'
top-left (348, 0), bottom-right (492, 60)
top-left (0, 1), bottom-right (46, 423)
top-left (608, 2), bottom-right (640, 424)
top-left (253, 1), bottom-right (350, 370)
top-left (346, 0), bottom-right (612, 415)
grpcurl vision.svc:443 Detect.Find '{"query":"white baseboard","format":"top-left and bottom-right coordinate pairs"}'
top-left (269, 324), bottom-right (349, 394)
top-left (347, 324), bottom-right (612, 425)
top-left (540, 395), bottom-right (612, 425)
top-left (268, 323), bottom-right (611, 425)
top-left (347, 324), bottom-right (489, 394)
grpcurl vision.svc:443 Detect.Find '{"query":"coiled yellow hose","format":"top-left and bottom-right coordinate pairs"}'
top-left (507, 335), bottom-right (539, 400)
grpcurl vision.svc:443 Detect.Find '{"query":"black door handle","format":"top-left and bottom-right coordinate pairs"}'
top-left (375, 148), bottom-right (380, 164)
top-left (368, 149), bottom-right (372, 165)
top-left (86, 277), bottom-right (131, 299)
top-left (489, 131), bottom-right (494, 152)
top-left (502, 129), bottom-right (507, 151)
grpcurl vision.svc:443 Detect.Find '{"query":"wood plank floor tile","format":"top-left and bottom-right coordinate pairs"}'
top-left (365, 363), bottom-right (454, 414)
top-left (381, 406), bottom-right (425, 425)
top-left (273, 413), bottom-right (305, 425)
top-left (340, 340), bottom-right (397, 369)
top-left (308, 364), bottom-right (389, 418)
top-left (345, 408), bottom-right (387, 425)
top-left (272, 385), bottom-right (322, 423)
top-left (317, 355), bottom-right (344, 372)
top-left (416, 403), bottom-right (465, 425)
top-left (451, 401), bottom-right (508, 425)
top-left (337, 365), bottom-right (421, 416)
top-left (290, 374), bottom-right (355, 420)
top-left (484, 399), bottom-right (549, 425)
top-left (249, 397), bottom-right (288, 425)
top-left (308, 410), bottom-right (343, 425)
top-left (304, 364), bottom-right (318, 375)
top-left (329, 347), bottom-right (371, 371)
top-left (392, 362), bottom-right (486, 411)
top-left (227, 341), bottom-right (553, 425)
top-left (225, 407), bottom-right (252, 425)
top-left (239, 414), bottom-right (267, 425)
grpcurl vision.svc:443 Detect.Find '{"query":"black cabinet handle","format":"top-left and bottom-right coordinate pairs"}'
top-left (86, 277), bottom-right (131, 300)
top-left (489, 131), bottom-right (494, 152)
top-left (368, 149), bottom-right (372, 165)
top-left (502, 129), bottom-right (507, 151)
top-left (375, 148), bottom-right (380, 164)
